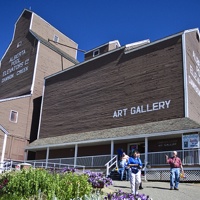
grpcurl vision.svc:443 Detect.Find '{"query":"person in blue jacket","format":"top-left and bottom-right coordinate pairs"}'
top-left (127, 150), bottom-right (143, 195)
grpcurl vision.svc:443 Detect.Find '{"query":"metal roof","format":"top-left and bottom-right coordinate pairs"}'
top-left (26, 118), bottom-right (200, 151)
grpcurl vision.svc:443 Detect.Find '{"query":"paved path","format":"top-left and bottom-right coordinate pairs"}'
top-left (104, 180), bottom-right (200, 200)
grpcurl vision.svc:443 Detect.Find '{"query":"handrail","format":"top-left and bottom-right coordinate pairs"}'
top-left (29, 161), bottom-right (85, 172)
top-left (2, 149), bottom-right (199, 174)
top-left (1, 160), bottom-right (86, 173)
top-left (105, 155), bottom-right (118, 177)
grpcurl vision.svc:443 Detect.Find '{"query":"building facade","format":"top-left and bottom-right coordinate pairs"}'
top-left (26, 29), bottom-right (200, 182)
top-left (0, 9), bottom-right (78, 162)
top-left (1, 9), bottom-right (199, 181)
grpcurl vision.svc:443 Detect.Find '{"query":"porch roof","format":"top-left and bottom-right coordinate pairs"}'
top-left (26, 118), bottom-right (200, 150)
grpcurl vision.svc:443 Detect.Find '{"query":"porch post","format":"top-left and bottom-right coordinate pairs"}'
top-left (0, 133), bottom-right (8, 173)
top-left (111, 140), bottom-right (114, 159)
top-left (74, 144), bottom-right (78, 167)
top-left (144, 137), bottom-right (148, 181)
top-left (45, 147), bottom-right (49, 169)
top-left (0, 125), bottom-right (9, 173)
top-left (24, 150), bottom-right (28, 161)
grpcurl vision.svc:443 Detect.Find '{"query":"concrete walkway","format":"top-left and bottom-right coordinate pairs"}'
top-left (104, 180), bottom-right (200, 200)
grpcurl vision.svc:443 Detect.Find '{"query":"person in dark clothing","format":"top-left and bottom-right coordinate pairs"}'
top-left (117, 148), bottom-right (124, 160)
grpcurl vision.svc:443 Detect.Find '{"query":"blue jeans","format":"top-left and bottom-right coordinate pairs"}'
top-left (118, 168), bottom-right (125, 180)
top-left (170, 168), bottom-right (180, 189)
top-left (125, 168), bottom-right (130, 181)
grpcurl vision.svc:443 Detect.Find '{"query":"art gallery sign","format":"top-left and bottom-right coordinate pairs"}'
top-left (113, 99), bottom-right (171, 118)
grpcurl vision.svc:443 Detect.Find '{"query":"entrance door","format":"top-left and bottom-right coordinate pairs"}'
top-left (128, 143), bottom-right (138, 156)
top-left (128, 143), bottom-right (145, 156)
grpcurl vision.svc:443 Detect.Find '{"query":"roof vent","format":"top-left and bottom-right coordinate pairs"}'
top-left (125, 39), bottom-right (150, 51)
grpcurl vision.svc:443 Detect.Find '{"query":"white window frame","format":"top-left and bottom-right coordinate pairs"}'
top-left (53, 35), bottom-right (59, 43)
top-left (93, 49), bottom-right (100, 57)
top-left (9, 110), bottom-right (18, 123)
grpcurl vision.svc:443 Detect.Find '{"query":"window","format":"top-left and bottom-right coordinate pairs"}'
top-left (93, 49), bottom-right (100, 57)
top-left (53, 35), bottom-right (59, 43)
top-left (10, 110), bottom-right (18, 123)
top-left (116, 43), bottom-right (120, 48)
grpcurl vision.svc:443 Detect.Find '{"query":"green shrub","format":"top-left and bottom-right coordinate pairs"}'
top-left (0, 168), bottom-right (92, 200)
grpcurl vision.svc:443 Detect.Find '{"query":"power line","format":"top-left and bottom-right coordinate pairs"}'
top-left (48, 39), bottom-right (86, 53)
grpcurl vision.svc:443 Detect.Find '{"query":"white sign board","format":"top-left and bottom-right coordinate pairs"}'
top-left (182, 133), bottom-right (199, 149)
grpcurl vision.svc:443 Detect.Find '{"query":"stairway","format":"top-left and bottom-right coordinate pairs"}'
top-left (109, 169), bottom-right (128, 180)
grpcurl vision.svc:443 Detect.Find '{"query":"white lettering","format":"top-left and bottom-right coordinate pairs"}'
top-left (9, 49), bottom-right (26, 63)
top-left (130, 107), bottom-right (136, 115)
top-left (146, 104), bottom-right (152, 112)
top-left (1, 73), bottom-right (14, 83)
top-left (189, 76), bottom-right (200, 97)
top-left (165, 100), bottom-right (171, 108)
top-left (116, 100), bottom-right (171, 117)
top-left (141, 105), bottom-right (147, 113)
top-left (113, 108), bottom-right (128, 118)
top-left (193, 51), bottom-right (200, 67)
top-left (24, 58), bottom-right (29, 65)
top-left (11, 58), bottom-right (20, 66)
top-left (152, 102), bottom-right (159, 110)
top-left (16, 66), bottom-right (28, 75)
top-left (190, 65), bottom-right (200, 86)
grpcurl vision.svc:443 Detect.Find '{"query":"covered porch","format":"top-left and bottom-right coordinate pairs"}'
top-left (25, 118), bottom-right (200, 181)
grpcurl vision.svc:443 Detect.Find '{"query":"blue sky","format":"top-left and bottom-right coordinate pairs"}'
top-left (0, 0), bottom-right (200, 62)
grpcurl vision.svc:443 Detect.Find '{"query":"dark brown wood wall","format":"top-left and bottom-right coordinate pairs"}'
top-left (148, 137), bottom-right (182, 152)
top-left (36, 144), bottom-right (112, 159)
top-left (40, 35), bottom-right (184, 138)
top-left (0, 10), bottom-right (37, 98)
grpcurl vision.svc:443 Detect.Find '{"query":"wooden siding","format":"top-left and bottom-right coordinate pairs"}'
top-left (35, 150), bottom-right (47, 160)
top-left (0, 9), bottom-right (79, 161)
top-left (148, 137), bottom-right (182, 152)
top-left (0, 11), bottom-right (37, 99)
top-left (185, 31), bottom-right (200, 124)
top-left (85, 44), bottom-right (109, 60)
top-left (35, 144), bottom-right (112, 159)
top-left (0, 132), bottom-right (28, 160)
top-left (49, 148), bottom-right (75, 158)
top-left (31, 13), bottom-right (77, 59)
top-left (33, 43), bottom-right (75, 98)
top-left (0, 97), bottom-right (32, 139)
top-left (40, 35), bottom-right (185, 139)
top-left (0, 96), bottom-right (33, 160)
top-left (78, 144), bottom-right (111, 157)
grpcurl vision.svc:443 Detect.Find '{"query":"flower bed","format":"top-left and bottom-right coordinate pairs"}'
top-left (0, 167), bottom-right (152, 200)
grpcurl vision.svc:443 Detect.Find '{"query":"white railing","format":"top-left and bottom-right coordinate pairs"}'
top-left (25, 149), bottom-right (200, 174)
top-left (76, 155), bottom-right (112, 167)
top-left (29, 161), bottom-right (85, 172)
top-left (30, 154), bottom-right (113, 168)
top-left (0, 160), bottom-right (85, 173)
top-left (141, 148), bottom-right (200, 166)
top-left (104, 155), bottom-right (118, 177)
top-left (2, 149), bottom-right (199, 174)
